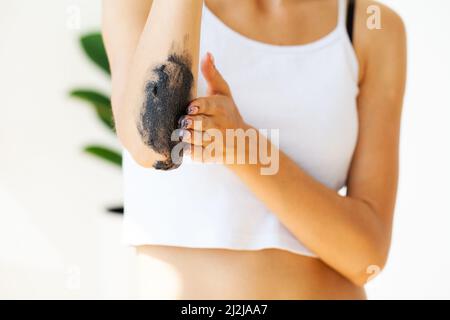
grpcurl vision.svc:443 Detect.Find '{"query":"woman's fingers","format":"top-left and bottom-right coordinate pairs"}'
top-left (179, 114), bottom-right (214, 131)
top-left (181, 129), bottom-right (201, 146)
top-left (201, 52), bottom-right (232, 97)
top-left (188, 95), bottom-right (227, 116)
top-left (181, 129), bottom-right (211, 146)
top-left (188, 97), bottom-right (214, 115)
top-left (182, 130), bottom-right (222, 163)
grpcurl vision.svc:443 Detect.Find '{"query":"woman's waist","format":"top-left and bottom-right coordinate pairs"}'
top-left (135, 245), bottom-right (366, 300)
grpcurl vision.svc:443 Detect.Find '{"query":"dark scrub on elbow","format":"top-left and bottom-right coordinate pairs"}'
top-left (137, 52), bottom-right (193, 170)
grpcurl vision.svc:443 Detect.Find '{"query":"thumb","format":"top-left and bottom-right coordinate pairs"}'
top-left (201, 52), bottom-right (231, 96)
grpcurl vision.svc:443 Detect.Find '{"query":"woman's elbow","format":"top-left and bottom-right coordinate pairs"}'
top-left (113, 122), bottom-right (156, 169)
top-left (121, 139), bottom-right (158, 169)
top-left (347, 245), bottom-right (389, 287)
top-left (112, 81), bottom-right (187, 171)
top-left (128, 148), bottom-right (158, 169)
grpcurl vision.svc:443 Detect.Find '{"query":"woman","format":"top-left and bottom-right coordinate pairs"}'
top-left (102, 0), bottom-right (406, 299)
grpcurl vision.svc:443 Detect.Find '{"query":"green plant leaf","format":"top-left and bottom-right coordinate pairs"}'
top-left (84, 145), bottom-right (122, 167)
top-left (70, 89), bottom-right (115, 131)
top-left (80, 32), bottom-right (110, 75)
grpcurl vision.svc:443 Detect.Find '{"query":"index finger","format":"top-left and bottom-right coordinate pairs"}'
top-left (187, 96), bottom-right (221, 116)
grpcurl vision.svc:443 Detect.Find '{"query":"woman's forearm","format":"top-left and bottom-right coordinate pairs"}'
top-left (226, 125), bottom-right (389, 286)
top-left (117, 0), bottom-right (203, 168)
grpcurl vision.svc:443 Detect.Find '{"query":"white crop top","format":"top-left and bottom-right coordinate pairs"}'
top-left (122, 0), bottom-right (359, 257)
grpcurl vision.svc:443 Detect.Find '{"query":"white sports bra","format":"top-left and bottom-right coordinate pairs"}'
top-left (122, 0), bottom-right (359, 257)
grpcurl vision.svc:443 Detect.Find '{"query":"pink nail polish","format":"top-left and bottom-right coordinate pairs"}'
top-left (187, 105), bottom-right (199, 115)
top-left (182, 118), bottom-right (192, 129)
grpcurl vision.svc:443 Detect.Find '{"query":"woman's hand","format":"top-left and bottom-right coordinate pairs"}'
top-left (179, 52), bottom-right (248, 162)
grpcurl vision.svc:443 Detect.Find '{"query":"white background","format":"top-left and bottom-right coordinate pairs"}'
top-left (0, 0), bottom-right (449, 299)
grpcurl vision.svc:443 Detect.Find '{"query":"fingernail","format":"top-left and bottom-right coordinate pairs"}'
top-left (187, 105), bottom-right (199, 115)
top-left (208, 52), bottom-right (215, 65)
top-left (181, 118), bottom-right (192, 129)
top-left (178, 129), bottom-right (185, 141)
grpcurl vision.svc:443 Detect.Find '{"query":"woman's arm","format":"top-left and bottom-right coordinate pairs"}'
top-left (102, 0), bottom-right (153, 148)
top-left (230, 6), bottom-right (406, 286)
top-left (182, 4), bottom-right (407, 286)
top-left (102, 0), bottom-right (203, 169)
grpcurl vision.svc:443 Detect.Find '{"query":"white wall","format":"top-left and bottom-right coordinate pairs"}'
top-left (0, 0), bottom-right (449, 299)
top-left (0, 0), bottom-right (136, 299)
top-left (366, 0), bottom-right (450, 299)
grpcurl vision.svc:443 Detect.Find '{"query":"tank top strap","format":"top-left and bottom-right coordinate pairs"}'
top-left (338, 0), bottom-right (357, 44)
top-left (337, 0), bottom-right (348, 28)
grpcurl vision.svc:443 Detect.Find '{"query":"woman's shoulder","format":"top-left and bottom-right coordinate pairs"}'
top-left (354, 0), bottom-right (406, 48)
top-left (357, 1), bottom-right (405, 34)
top-left (353, 0), bottom-right (407, 83)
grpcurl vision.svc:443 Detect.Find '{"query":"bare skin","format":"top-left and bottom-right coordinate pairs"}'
top-left (136, 246), bottom-right (366, 299)
top-left (103, 0), bottom-right (406, 299)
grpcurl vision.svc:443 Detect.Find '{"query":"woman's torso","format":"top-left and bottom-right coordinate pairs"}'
top-left (130, 0), bottom-right (364, 299)
top-left (137, 245), bottom-right (366, 299)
